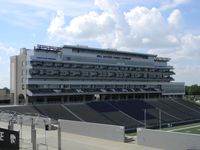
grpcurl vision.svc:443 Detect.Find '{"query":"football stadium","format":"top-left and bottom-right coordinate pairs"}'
top-left (0, 44), bottom-right (200, 150)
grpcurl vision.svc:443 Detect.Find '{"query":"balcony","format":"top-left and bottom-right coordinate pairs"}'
top-left (43, 62), bottom-right (53, 67)
top-left (31, 61), bottom-right (43, 67)
top-left (63, 64), bottom-right (70, 68)
top-left (54, 63), bottom-right (63, 67)
top-left (60, 71), bottom-right (70, 76)
top-left (90, 72), bottom-right (98, 77)
top-left (70, 71), bottom-right (81, 77)
top-left (108, 72), bottom-right (116, 77)
top-left (29, 69), bottom-right (40, 75)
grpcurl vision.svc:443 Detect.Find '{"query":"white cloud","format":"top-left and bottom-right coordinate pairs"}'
top-left (142, 38), bottom-right (151, 44)
top-left (0, 7), bottom-right (50, 28)
top-left (168, 9), bottom-right (182, 28)
top-left (6, 0), bottom-right (93, 17)
top-left (48, 9), bottom-right (116, 46)
top-left (0, 0), bottom-right (94, 29)
top-left (148, 33), bottom-right (200, 85)
top-left (148, 34), bottom-right (200, 60)
top-left (46, 0), bottom-right (199, 85)
top-left (48, 10), bottom-right (65, 36)
top-left (160, 0), bottom-right (191, 10)
top-left (48, 4), bottom-right (181, 50)
top-left (175, 65), bottom-right (200, 85)
top-left (0, 43), bottom-right (18, 56)
top-left (95, 0), bottom-right (118, 13)
top-left (0, 43), bottom-right (18, 88)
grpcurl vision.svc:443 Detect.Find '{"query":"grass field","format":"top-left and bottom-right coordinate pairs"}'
top-left (174, 126), bottom-right (200, 134)
top-left (126, 122), bottom-right (200, 136)
top-left (162, 122), bottom-right (200, 135)
top-left (168, 123), bottom-right (200, 135)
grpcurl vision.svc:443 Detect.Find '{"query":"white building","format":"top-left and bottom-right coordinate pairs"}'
top-left (10, 44), bottom-right (185, 105)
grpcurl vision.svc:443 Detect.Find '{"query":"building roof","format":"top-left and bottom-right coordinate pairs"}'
top-left (63, 45), bottom-right (157, 57)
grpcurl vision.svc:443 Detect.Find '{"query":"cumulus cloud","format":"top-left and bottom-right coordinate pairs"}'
top-left (48, 10), bottom-right (65, 36)
top-left (148, 34), bottom-right (200, 61)
top-left (48, 8), bottom-right (116, 46)
top-left (148, 33), bottom-right (200, 85)
top-left (47, 0), bottom-right (199, 85)
top-left (47, 2), bottom-right (182, 50)
top-left (168, 9), bottom-right (182, 28)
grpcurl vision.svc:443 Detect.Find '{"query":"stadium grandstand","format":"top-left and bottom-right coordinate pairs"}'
top-left (10, 44), bottom-right (184, 105)
top-left (8, 44), bottom-right (200, 133)
top-left (1, 99), bottom-right (200, 132)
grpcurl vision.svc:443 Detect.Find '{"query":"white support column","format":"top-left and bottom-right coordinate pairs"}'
top-left (58, 121), bottom-right (61, 150)
top-left (31, 118), bottom-right (37, 150)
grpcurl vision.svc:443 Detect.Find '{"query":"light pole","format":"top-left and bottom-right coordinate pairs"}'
top-left (58, 121), bottom-right (61, 150)
top-left (144, 109), bottom-right (146, 128)
top-left (20, 116), bottom-right (23, 149)
top-left (43, 119), bottom-right (47, 146)
top-left (31, 118), bottom-right (36, 150)
top-left (159, 109), bottom-right (162, 129)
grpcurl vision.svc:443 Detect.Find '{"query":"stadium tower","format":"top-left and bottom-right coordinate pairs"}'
top-left (10, 44), bottom-right (184, 105)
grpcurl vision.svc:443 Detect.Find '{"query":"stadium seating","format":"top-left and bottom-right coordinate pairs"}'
top-left (87, 101), bottom-right (143, 129)
top-left (161, 100), bottom-right (199, 120)
top-left (65, 103), bottom-right (115, 125)
top-left (146, 100), bottom-right (187, 121)
top-left (174, 99), bottom-right (200, 114)
top-left (0, 106), bottom-right (39, 114)
top-left (1, 99), bottom-right (200, 131)
top-left (107, 100), bottom-right (158, 127)
top-left (33, 104), bottom-right (80, 121)
top-left (145, 108), bottom-right (178, 124)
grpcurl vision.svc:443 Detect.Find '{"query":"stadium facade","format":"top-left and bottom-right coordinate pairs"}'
top-left (10, 44), bottom-right (185, 105)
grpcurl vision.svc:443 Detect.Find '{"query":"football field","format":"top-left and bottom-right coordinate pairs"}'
top-left (165, 122), bottom-right (200, 135)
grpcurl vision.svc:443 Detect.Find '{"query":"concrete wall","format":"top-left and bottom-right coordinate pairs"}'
top-left (59, 119), bottom-right (125, 142)
top-left (137, 128), bottom-right (200, 150)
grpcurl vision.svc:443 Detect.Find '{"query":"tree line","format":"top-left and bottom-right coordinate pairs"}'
top-left (185, 84), bottom-right (200, 95)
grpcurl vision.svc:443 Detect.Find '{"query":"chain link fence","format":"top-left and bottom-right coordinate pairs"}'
top-left (0, 110), bottom-right (57, 150)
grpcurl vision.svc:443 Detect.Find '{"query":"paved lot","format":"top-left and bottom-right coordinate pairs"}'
top-left (0, 121), bottom-right (161, 150)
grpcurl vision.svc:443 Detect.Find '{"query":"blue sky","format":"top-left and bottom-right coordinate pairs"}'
top-left (0, 0), bottom-right (200, 88)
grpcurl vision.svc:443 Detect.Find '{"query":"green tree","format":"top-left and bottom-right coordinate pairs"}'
top-left (185, 86), bottom-right (190, 95)
top-left (188, 84), bottom-right (200, 95)
top-left (3, 87), bottom-right (10, 94)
